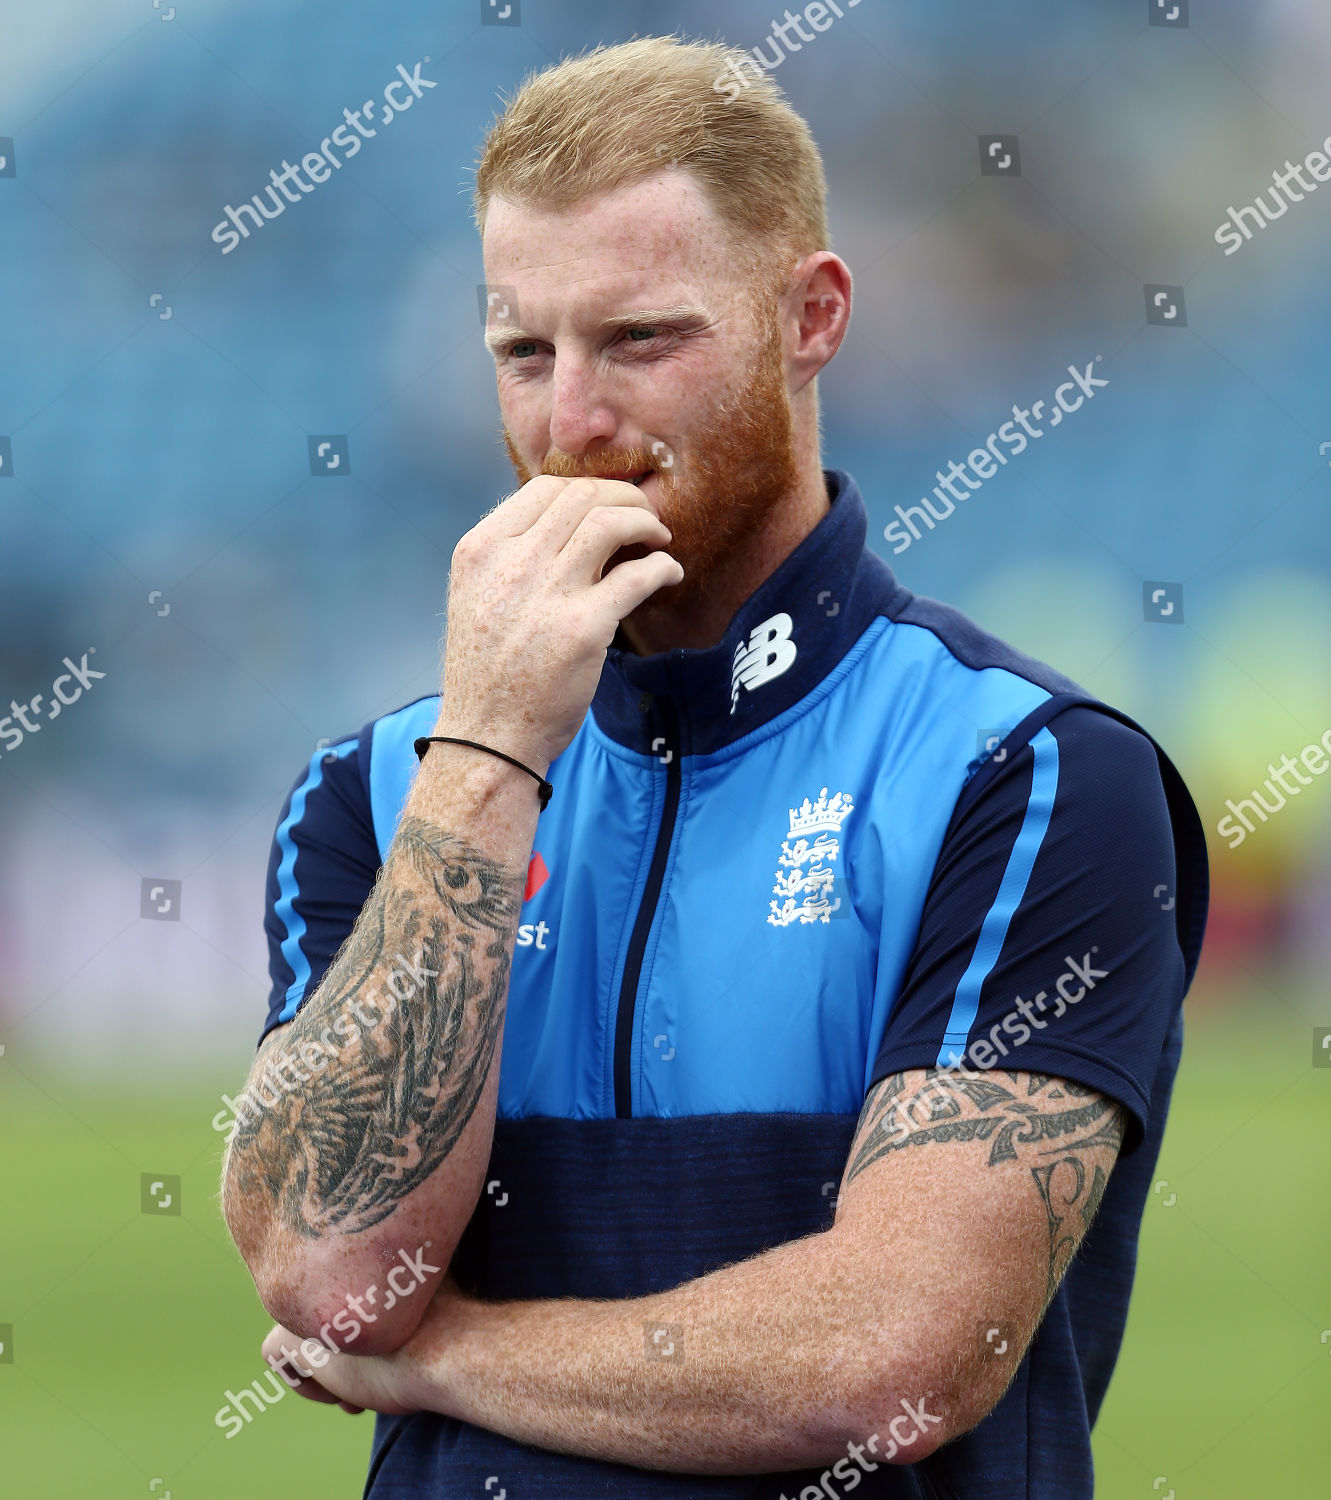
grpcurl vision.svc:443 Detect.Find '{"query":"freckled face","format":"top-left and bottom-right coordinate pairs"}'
top-left (482, 169), bottom-right (798, 598)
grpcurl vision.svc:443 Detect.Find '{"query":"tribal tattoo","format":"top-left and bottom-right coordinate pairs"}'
top-left (226, 814), bottom-right (520, 1239)
top-left (844, 1069), bottom-right (1125, 1298)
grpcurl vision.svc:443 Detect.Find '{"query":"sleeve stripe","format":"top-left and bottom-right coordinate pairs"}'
top-left (274, 739), bottom-right (359, 1023)
top-left (935, 726), bottom-right (1060, 1067)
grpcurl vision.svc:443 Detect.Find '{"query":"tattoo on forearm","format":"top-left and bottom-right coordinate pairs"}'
top-left (228, 815), bottom-right (519, 1239)
top-left (844, 1070), bottom-right (1125, 1297)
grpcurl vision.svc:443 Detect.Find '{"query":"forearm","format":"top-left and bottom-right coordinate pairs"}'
top-left (406, 1230), bottom-right (890, 1474)
top-left (222, 736), bottom-right (539, 1339)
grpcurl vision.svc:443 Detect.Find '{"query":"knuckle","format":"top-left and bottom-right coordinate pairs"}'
top-left (578, 504), bottom-right (621, 538)
top-left (523, 474), bottom-right (564, 501)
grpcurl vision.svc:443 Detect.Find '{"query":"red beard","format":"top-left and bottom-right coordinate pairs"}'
top-left (501, 302), bottom-right (799, 606)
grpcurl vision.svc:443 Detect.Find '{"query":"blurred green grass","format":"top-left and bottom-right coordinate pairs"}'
top-left (0, 1007), bottom-right (1325, 1499)
top-left (1092, 1004), bottom-right (1329, 1499)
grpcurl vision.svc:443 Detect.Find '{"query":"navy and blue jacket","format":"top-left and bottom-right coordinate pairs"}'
top-left (260, 469), bottom-right (1209, 1498)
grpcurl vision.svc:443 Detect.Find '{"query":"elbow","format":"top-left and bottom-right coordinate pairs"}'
top-left (798, 1366), bottom-right (950, 1470)
top-left (844, 1391), bottom-right (950, 1467)
top-left (836, 1348), bottom-right (1000, 1465)
top-left (282, 1290), bottom-right (424, 1358)
top-left (250, 1259), bottom-right (429, 1358)
top-left (221, 1161), bottom-right (447, 1358)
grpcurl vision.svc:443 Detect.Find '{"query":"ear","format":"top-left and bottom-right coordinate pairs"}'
top-left (786, 252), bottom-right (852, 395)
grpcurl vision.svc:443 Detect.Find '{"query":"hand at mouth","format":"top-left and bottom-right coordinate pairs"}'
top-left (602, 539), bottom-right (652, 579)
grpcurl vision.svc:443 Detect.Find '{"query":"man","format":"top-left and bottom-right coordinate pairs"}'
top-left (220, 35), bottom-right (1208, 1499)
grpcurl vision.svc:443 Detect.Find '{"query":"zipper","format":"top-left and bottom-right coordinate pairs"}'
top-left (613, 691), bottom-right (682, 1118)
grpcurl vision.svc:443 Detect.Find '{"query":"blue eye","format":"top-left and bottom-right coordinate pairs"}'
top-left (510, 341), bottom-right (538, 358)
top-left (626, 327), bottom-right (661, 341)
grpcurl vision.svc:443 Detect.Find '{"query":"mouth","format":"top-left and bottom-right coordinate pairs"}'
top-left (565, 469), bottom-right (653, 487)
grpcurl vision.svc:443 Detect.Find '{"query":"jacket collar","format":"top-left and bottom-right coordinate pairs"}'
top-left (590, 469), bottom-right (898, 758)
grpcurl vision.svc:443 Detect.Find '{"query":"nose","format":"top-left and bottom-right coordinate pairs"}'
top-left (548, 349), bottom-right (619, 456)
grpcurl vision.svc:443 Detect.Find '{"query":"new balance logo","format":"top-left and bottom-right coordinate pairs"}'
top-left (730, 612), bottom-right (796, 714)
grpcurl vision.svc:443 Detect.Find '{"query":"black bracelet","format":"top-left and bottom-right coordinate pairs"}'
top-left (413, 736), bottom-right (553, 812)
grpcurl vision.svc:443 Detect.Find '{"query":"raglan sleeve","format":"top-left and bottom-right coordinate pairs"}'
top-left (259, 734), bottom-right (383, 1047)
top-left (866, 704), bottom-right (1194, 1154)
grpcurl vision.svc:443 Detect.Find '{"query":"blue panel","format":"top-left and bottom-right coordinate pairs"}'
top-left (368, 695), bottom-right (439, 859)
top-left (631, 615), bottom-right (1053, 1116)
top-left (497, 716), bottom-right (659, 1122)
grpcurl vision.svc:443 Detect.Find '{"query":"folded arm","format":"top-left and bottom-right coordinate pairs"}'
top-left (225, 473), bottom-right (685, 1354)
top-left (269, 1066), bottom-right (1125, 1473)
top-left (223, 744), bottom-right (538, 1353)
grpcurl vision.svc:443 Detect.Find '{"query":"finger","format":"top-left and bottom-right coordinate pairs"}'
top-left (530, 475), bottom-right (657, 554)
top-left (590, 550), bottom-right (685, 623)
top-left (261, 1326), bottom-right (297, 1364)
top-left (479, 474), bottom-right (576, 538)
top-left (556, 504), bottom-right (674, 587)
top-left (287, 1372), bottom-right (342, 1405)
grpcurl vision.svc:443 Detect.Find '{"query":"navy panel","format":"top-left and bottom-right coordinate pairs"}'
top-left (365, 1417), bottom-right (956, 1498)
top-left (366, 1112), bottom-right (963, 1499)
top-left (889, 589), bottom-right (1084, 700)
top-left (260, 735), bottom-right (381, 1044)
top-left (1064, 1006), bottom-right (1184, 1425)
top-left (448, 1112), bottom-right (854, 1299)
top-left (869, 705), bottom-right (1189, 1153)
top-left (954, 694), bottom-right (1208, 993)
top-left (928, 1009), bottom-right (1185, 1499)
top-left (935, 724), bottom-right (1061, 1066)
